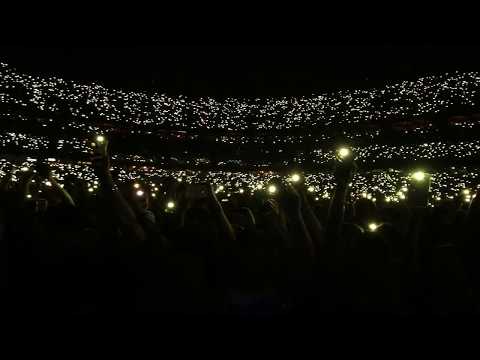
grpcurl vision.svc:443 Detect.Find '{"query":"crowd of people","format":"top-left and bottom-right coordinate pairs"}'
top-left (1, 61), bottom-right (479, 131)
top-left (2, 60), bottom-right (480, 317)
top-left (2, 140), bottom-right (480, 316)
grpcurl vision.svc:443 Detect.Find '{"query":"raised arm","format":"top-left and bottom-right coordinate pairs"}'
top-left (325, 155), bottom-right (355, 258)
top-left (47, 174), bottom-right (75, 207)
top-left (299, 188), bottom-right (324, 255)
top-left (278, 184), bottom-right (315, 258)
top-left (405, 172), bottom-right (431, 273)
top-left (92, 154), bottom-right (146, 243)
top-left (465, 186), bottom-right (480, 229)
top-left (261, 199), bottom-right (293, 249)
top-left (206, 184), bottom-right (236, 244)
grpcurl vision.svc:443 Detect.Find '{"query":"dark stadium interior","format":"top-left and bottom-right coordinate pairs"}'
top-left (2, 45), bottom-right (480, 317)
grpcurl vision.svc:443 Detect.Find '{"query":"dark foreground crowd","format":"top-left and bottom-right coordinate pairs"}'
top-left (1, 150), bottom-right (480, 318)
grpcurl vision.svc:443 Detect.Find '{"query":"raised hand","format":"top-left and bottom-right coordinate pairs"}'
top-left (333, 154), bottom-right (357, 185)
top-left (408, 171), bottom-right (431, 209)
top-left (326, 147), bottom-right (357, 257)
top-left (87, 134), bottom-right (145, 242)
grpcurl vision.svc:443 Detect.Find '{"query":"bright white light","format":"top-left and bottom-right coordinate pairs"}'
top-left (96, 135), bottom-right (105, 143)
top-left (239, 188), bottom-right (244, 194)
top-left (308, 186), bottom-right (315, 192)
top-left (268, 185), bottom-right (277, 194)
top-left (338, 147), bottom-right (350, 159)
top-left (412, 171), bottom-right (426, 182)
top-left (167, 201), bottom-right (175, 209)
top-left (136, 190), bottom-right (144, 197)
top-left (368, 223), bottom-right (378, 232)
top-left (133, 183), bottom-right (140, 189)
top-left (291, 173), bottom-right (301, 183)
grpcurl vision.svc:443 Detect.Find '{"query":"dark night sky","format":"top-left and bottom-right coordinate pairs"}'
top-left (1, 45), bottom-right (479, 97)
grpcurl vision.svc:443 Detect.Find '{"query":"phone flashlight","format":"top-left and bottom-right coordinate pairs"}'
top-left (290, 173), bottom-right (301, 183)
top-left (268, 185), bottom-right (277, 194)
top-left (368, 222), bottom-right (379, 232)
top-left (337, 147), bottom-right (351, 159)
top-left (411, 171), bottom-right (426, 182)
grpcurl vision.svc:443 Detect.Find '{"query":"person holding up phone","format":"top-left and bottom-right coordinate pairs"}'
top-left (90, 134), bottom-right (147, 243)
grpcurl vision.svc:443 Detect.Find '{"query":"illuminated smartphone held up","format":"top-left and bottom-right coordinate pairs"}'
top-left (409, 170), bottom-right (431, 207)
top-left (91, 134), bottom-right (108, 157)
